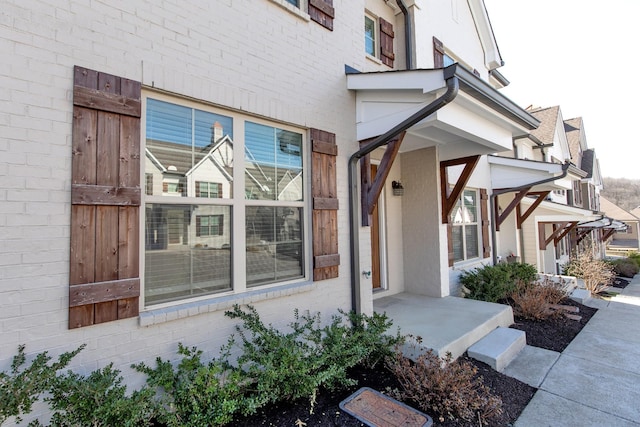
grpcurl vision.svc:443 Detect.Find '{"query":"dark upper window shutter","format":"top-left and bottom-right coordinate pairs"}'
top-left (69, 65), bottom-right (141, 329)
top-left (480, 188), bottom-right (490, 258)
top-left (433, 36), bottom-right (444, 68)
top-left (379, 17), bottom-right (395, 68)
top-left (195, 216), bottom-right (202, 237)
top-left (310, 128), bottom-right (339, 281)
top-left (309, 0), bottom-right (334, 31)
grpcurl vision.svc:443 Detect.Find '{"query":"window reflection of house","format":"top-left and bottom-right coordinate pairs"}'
top-left (143, 97), bottom-right (305, 305)
top-left (451, 189), bottom-right (480, 262)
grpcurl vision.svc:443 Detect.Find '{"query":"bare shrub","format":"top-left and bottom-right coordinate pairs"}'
top-left (510, 278), bottom-right (569, 320)
top-left (386, 339), bottom-right (502, 424)
top-left (564, 246), bottom-right (615, 294)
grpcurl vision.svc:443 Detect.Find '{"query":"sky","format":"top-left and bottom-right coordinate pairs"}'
top-left (483, 0), bottom-right (640, 180)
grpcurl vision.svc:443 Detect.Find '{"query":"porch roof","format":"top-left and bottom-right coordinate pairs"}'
top-left (521, 197), bottom-right (600, 223)
top-left (578, 217), bottom-right (627, 231)
top-left (346, 64), bottom-right (539, 160)
top-left (487, 155), bottom-right (567, 191)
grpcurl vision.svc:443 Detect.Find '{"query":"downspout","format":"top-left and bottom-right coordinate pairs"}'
top-left (348, 72), bottom-right (459, 313)
top-left (396, 0), bottom-right (413, 70)
top-left (490, 161), bottom-right (570, 265)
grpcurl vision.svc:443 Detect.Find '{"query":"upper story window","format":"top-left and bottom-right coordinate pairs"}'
top-left (450, 189), bottom-right (481, 262)
top-left (269, 0), bottom-right (334, 31)
top-left (144, 95), bottom-right (306, 306)
top-left (365, 14), bottom-right (376, 57)
top-left (364, 11), bottom-right (394, 67)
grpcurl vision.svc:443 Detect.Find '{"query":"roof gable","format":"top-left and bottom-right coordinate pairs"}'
top-left (527, 105), bottom-right (571, 162)
top-left (600, 196), bottom-right (640, 221)
top-left (468, 0), bottom-right (503, 70)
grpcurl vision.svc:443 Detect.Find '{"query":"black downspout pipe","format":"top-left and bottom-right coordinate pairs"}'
top-left (396, 0), bottom-right (413, 70)
top-left (348, 72), bottom-right (459, 313)
top-left (490, 161), bottom-right (571, 265)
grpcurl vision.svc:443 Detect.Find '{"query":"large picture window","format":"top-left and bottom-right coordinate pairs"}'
top-left (144, 96), bottom-right (306, 306)
top-left (451, 189), bottom-right (480, 262)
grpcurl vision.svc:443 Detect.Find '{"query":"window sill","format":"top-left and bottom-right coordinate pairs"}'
top-left (139, 281), bottom-right (315, 326)
top-left (452, 257), bottom-right (486, 270)
top-left (365, 54), bottom-right (383, 65)
top-left (268, 0), bottom-right (310, 22)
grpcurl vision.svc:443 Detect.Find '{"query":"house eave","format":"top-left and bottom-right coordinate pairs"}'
top-left (346, 64), bottom-right (539, 155)
top-left (522, 198), bottom-right (600, 221)
top-left (487, 155), bottom-right (566, 190)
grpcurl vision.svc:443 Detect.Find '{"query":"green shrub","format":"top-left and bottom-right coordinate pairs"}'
top-left (628, 252), bottom-right (640, 268)
top-left (46, 364), bottom-right (155, 427)
top-left (386, 341), bottom-right (502, 424)
top-left (134, 343), bottom-right (254, 427)
top-left (459, 263), bottom-right (537, 302)
top-left (611, 258), bottom-right (640, 278)
top-left (0, 344), bottom-right (84, 425)
top-left (134, 306), bottom-right (403, 424)
top-left (224, 305), bottom-right (403, 411)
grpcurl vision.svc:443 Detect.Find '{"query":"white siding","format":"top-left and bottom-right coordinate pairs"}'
top-left (1, 2), bottom-right (363, 423)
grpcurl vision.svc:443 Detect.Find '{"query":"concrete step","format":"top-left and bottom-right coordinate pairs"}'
top-left (467, 327), bottom-right (526, 372)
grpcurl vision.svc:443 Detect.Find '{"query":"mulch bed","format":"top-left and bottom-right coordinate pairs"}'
top-left (232, 298), bottom-right (597, 427)
top-left (611, 277), bottom-right (630, 289)
top-left (510, 298), bottom-right (598, 353)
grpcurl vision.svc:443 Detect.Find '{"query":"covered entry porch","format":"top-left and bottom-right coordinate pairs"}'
top-left (373, 292), bottom-right (514, 360)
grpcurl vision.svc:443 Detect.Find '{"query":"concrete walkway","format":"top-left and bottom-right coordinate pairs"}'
top-left (513, 274), bottom-right (640, 426)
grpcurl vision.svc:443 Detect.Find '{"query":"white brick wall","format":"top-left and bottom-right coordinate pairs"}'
top-left (0, 1), bottom-right (368, 423)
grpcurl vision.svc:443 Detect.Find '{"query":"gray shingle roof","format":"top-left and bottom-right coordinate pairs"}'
top-left (527, 105), bottom-right (560, 144)
top-left (564, 117), bottom-right (582, 165)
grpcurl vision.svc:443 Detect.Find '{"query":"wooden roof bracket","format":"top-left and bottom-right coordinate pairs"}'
top-left (554, 221), bottom-right (578, 245)
top-left (575, 227), bottom-right (593, 245)
top-left (516, 191), bottom-right (550, 228)
top-left (494, 187), bottom-right (531, 231)
top-left (360, 133), bottom-right (405, 226)
top-left (601, 228), bottom-right (616, 242)
top-left (440, 155), bottom-right (481, 223)
top-left (538, 221), bottom-right (578, 249)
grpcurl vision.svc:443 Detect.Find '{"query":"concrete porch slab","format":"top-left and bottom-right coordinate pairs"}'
top-left (373, 293), bottom-right (514, 360)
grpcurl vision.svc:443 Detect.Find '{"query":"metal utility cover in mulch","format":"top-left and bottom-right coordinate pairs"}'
top-left (339, 387), bottom-right (433, 427)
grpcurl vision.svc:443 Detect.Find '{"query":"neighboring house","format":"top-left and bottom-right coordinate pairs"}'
top-left (491, 106), bottom-right (602, 274)
top-left (0, 2), bottom-right (611, 423)
top-left (600, 197), bottom-right (640, 252)
top-left (351, 0), bottom-right (543, 302)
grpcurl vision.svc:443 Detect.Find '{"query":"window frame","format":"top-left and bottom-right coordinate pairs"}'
top-left (196, 214), bottom-right (224, 237)
top-left (364, 13), bottom-right (377, 58)
top-left (268, 0), bottom-right (310, 20)
top-left (450, 188), bottom-right (482, 263)
top-left (140, 91), bottom-right (311, 309)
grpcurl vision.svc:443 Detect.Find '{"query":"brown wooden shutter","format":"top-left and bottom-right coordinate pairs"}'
top-left (311, 128), bottom-right (339, 281)
top-left (379, 17), bottom-right (395, 68)
top-left (433, 36), bottom-right (444, 68)
top-left (480, 188), bottom-right (490, 258)
top-left (309, 0), bottom-right (334, 31)
top-left (447, 224), bottom-right (454, 267)
top-left (69, 66), bottom-right (141, 329)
